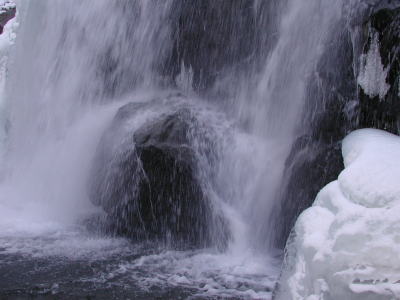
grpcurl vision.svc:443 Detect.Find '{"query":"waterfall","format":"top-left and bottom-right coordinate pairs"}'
top-left (231, 0), bottom-right (345, 250)
top-left (2, 0), bottom-right (175, 228)
top-left (0, 0), bottom-right (380, 299)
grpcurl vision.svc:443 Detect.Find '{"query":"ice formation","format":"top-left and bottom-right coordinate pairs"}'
top-left (276, 128), bottom-right (400, 300)
top-left (175, 61), bottom-right (194, 94)
top-left (357, 32), bottom-right (390, 100)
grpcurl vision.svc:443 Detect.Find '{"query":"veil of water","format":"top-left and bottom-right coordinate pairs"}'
top-left (0, 0), bottom-right (376, 299)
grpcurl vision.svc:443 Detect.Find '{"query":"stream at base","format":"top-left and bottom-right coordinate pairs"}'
top-left (0, 227), bottom-right (280, 299)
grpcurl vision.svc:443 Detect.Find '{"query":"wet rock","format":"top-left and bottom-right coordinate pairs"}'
top-left (165, 0), bottom-right (278, 92)
top-left (272, 25), bottom-right (356, 248)
top-left (274, 5), bottom-right (400, 248)
top-left (358, 7), bottom-right (400, 133)
top-left (90, 98), bottom-right (228, 249)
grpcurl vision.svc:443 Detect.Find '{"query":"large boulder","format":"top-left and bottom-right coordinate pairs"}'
top-left (90, 97), bottom-right (228, 249)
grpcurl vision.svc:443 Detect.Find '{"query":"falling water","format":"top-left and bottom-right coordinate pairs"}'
top-left (0, 0), bottom-right (375, 299)
top-left (228, 0), bottom-right (345, 251)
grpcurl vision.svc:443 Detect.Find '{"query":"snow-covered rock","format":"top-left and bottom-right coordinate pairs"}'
top-left (275, 128), bottom-right (400, 300)
top-left (0, 0), bottom-right (16, 163)
top-left (0, 0), bottom-right (16, 52)
top-left (0, 0), bottom-right (15, 34)
top-left (0, 0), bottom-right (16, 144)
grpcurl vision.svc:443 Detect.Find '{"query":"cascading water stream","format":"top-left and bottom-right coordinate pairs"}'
top-left (0, 0), bottom-right (377, 299)
top-left (225, 0), bottom-right (345, 251)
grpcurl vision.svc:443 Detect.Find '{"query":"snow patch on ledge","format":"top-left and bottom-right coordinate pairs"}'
top-left (0, 0), bottom-right (15, 10)
top-left (357, 33), bottom-right (390, 100)
top-left (275, 129), bottom-right (400, 300)
top-left (0, 0), bottom-right (17, 162)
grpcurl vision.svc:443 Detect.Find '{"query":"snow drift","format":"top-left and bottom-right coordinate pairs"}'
top-left (275, 128), bottom-right (400, 300)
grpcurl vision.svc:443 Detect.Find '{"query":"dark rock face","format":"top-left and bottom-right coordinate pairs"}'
top-left (144, 0), bottom-right (279, 94)
top-left (167, 0), bottom-right (266, 91)
top-left (90, 98), bottom-right (228, 249)
top-left (358, 7), bottom-right (400, 133)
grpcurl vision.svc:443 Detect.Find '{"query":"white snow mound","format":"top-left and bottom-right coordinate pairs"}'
top-left (275, 129), bottom-right (400, 300)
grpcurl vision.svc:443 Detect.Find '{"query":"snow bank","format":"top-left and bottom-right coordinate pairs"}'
top-left (275, 129), bottom-right (400, 300)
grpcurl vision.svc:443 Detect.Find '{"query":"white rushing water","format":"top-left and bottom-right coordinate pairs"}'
top-left (234, 0), bottom-right (345, 250)
top-left (0, 0), bottom-right (354, 299)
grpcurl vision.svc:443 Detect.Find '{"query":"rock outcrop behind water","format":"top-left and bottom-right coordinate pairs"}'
top-left (274, 4), bottom-right (400, 248)
top-left (90, 96), bottom-right (229, 249)
top-left (275, 4), bottom-right (400, 299)
top-left (358, 7), bottom-right (400, 132)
